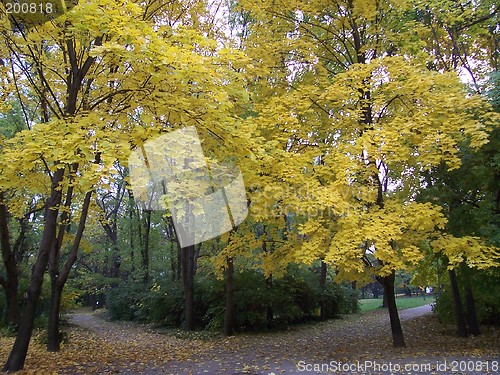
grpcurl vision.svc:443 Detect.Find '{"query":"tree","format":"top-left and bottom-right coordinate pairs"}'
top-left (1, 0), bottom-right (250, 369)
top-left (236, 0), bottom-right (496, 348)
top-left (411, 0), bottom-right (500, 338)
top-left (0, 192), bottom-right (21, 327)
top-left (0, 93), bottom-right (39, 329)
top-left (47, 190), bottom-right (93, 351)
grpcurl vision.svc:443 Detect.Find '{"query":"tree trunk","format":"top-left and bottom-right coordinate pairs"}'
top-left (46, 284), bottom-right (63, 352)
top-left (182, 244), bottom-right (195, 331)
top-left (142, 209), bottom-right (151, 283)
top-left (111, 251), bottom-right (121, 278)
top-left (460, 264), bottom-right (480, 336)
top-left (377, 272), bottom-right (406, 348)
top-left (0, 193), bottom-right (20, 326)
top-left (168, 216), bottom-right (195, 330)
top-left (223, 256), bottom-right (234, 336)
top-left (3, 168), bottom-right (64, 372)
top-left (464, 285), bottom-right (480, 336)
top-left (266, 274), bottom-right (273, 326)
top-left (319, 260), bottom-right (327, 320)
top-left (448, 268), bottom-right (468, 337)
top-left (46, 190), bottom-right (93, 352)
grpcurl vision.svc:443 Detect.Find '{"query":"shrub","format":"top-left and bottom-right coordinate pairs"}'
top-left (434, 268), bottom-right (500, 326)
top-left (144, 281), bottom-right (186, 327)
top-left (106, 265), bottom-right (360, 332)
top-left (106, 282), bottom-right (147, 321)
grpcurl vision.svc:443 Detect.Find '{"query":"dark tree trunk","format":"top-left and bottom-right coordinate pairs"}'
top-left (266, 274), bottom-right (273, 325)
top-left (377, 272), bottom-right (406, 348)
top-left (464, 284), bottom-right (480, 336)
top-left (460, 264), bottom-right (480, 336)
top-left (223, 256), bottom-right (234, 336)
top-left (46, 175), bottom-right (74, 352)
top-left (448, 268), bottom-right (468, 337)
top-left (319, 260), bottom-right (327, 320)
top-left (46, 284), bottom-right (63, 351)
top-left (111, 251), bottom-right (121, 278)
top-left (46, 190), bottom-right (92, 352)
top-left (142, 209), bottom-right (151, 283)
top-left (168, 216), bottom-right (195, 330)
top-left (3, 168), bottom-right (64, 372)
top-left (182, 244), bottom-right (195, 331)
top-left (0, 193), bottom-right (20, 327)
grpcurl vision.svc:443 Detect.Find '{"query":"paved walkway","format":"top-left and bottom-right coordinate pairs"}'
top-left (66, 305), bottom-right (499, 374)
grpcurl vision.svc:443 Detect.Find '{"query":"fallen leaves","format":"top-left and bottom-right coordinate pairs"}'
top-left (0, 308), bottom-right (498, 374)
top-left (0, 311), bottom-right (214, 374)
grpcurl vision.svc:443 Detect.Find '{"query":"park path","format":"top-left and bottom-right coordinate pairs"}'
top-left (66, 305), bottom-right (499, 374)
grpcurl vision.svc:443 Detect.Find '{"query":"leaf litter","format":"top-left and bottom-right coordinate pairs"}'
top-left (0, 305), bottom-right (497, 374)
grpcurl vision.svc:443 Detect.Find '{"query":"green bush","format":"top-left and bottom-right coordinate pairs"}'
top-left (434, 269), bottom-right (500, 326)
top-left (106, 265), bottom-right (360, 332)
top-left (145, 281), bottom-right (188, 327)
top-left (106, 282), bottom-right (147, 321)
top-left (199, 267), bottom-right (359, 331)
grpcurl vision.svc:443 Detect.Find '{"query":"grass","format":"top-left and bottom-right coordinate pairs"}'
top-left (359, 295), bottom-right (434, 313)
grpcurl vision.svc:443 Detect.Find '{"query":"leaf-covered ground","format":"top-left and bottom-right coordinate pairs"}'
top-left (0, 305), bottom-right (498, 374)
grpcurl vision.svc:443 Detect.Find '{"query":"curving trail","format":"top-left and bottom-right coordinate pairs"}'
top-left (65, 304), bottom-right (498, 375)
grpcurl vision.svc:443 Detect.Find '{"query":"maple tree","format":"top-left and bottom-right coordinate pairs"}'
top-left (410, 0), bottom-right (500, 337)
top-left (0, 0), bottom-right (251, 370)
top-left (234, 0), bottom-right (498, 347)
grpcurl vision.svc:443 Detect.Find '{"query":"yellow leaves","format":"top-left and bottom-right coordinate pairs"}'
top-left (323, 200), bottom-right (447, 279)
top-left (89, 41), bottom-right (128, 58)
top-left (404, 202), bottom-right (447, 233)
top-left (400, 245), bottom-right (425, 266)
top-left (431, 234), bottom-right (500, 270)
top-left (321, 55), bottom-right (490, 171)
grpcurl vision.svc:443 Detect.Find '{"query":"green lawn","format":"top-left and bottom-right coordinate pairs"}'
top-left (358, 296), bottom-right (434, 313)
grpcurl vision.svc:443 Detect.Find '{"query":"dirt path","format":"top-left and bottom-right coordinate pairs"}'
top-left (64, 305), bottom-right (499, 375)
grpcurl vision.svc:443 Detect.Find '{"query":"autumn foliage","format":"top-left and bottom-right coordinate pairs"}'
top-left (0, 0), bottom-right (499, 372)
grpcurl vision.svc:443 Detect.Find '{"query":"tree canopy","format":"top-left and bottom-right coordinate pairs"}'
top-left (0, 0), bottom-right (499, 371)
